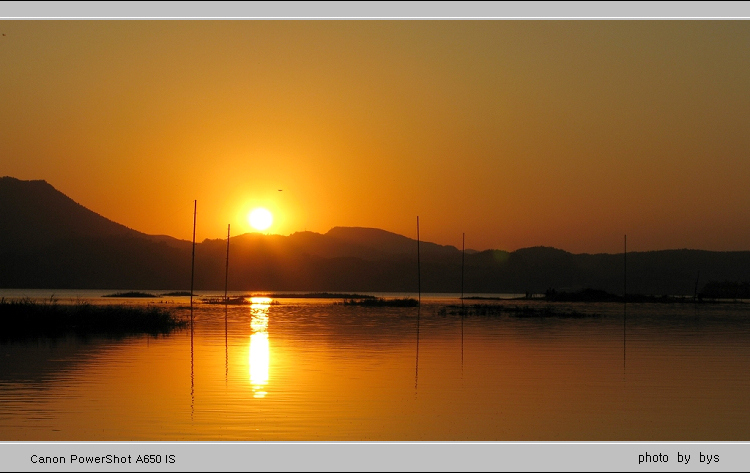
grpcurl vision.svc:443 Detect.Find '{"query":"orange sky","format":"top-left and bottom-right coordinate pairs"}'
top-left (2, 20), bottom-right (749, 253)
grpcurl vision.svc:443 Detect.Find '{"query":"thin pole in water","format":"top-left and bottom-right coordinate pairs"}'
top-left (461, 232), bottom-right (465, 376)
top-left (415, 305), bottom-right (420, 393)
top-left (190, 200), bottom-right (197, 418)
top-left (224, 223), bottom-right (230, 384)
top-left (225, 302), bottom-right (229, 384)
top-left (623, 301), bottom-right (627, 374)
top-left (461, 232), bottom-right (465, 303)
top-left (224, 224), bottom-right (230, 304)
top-left (191, 200), bottom-right (197, 309)
top-left (190, 317), bottom-right (194, 419)
top-left (417, 216), bottom-right (421, 306)
top-left (624, 234), bottom-right (627, 303)
top-left (623, 234), bottom-right (627, 373)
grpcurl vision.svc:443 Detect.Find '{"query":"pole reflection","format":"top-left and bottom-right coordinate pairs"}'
top-left (190, 306), bottom-right (194, 419)
top-left (248, 297), bottom-right (271, 398)
top-left (414, 305), bottom-right (420, 394)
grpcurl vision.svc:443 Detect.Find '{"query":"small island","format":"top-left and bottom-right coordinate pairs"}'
top-left (440, 304), bottom-right (593, 318)
top-left (338, 298), bottom-right (419, 307)
top-left (102, 291), bottom-right (159, 298)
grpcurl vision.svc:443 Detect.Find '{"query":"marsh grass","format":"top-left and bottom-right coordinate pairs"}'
top-left (0, 298), bottom-right (186, 339)
top-left (338, 297), bottom-right (419, 307)
top-left (102, 291), bottom-right (159, 298)
top-left (200, 296), bottom-right (281, 305)
top-left (259, 292), bottom-right (377, 299)
top-left (440, 304), bottom-right (595, 318)
top-left (200, 296), bottom-right (248, 305)
top-left (200, 292), bottom-right (378, 304)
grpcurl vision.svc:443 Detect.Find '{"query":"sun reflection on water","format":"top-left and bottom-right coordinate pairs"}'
top-left (248, 297), bottom-right (271, 398)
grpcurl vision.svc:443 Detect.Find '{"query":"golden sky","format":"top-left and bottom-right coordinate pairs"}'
top-left (2, 20), bottom-right (749, 253)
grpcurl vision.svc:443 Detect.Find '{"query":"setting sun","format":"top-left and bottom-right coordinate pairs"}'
top-left (248, 208), bottom-right (273, 231)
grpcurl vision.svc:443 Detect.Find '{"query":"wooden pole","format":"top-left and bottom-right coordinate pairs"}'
top-left (415, 305), bottom-right (420, 392)
top-left (461, 232), bottom-right (465, 374)
top-left (225, 303), bottom-right (228, 384)
top-left (224, 223), bottom-right (230, 383)
top-left (461, 232), bottom-right (465, 302)
top-left (190, 200), bottom-right (196, 417)
top-left (624, 234), bottom-right (627, 302)
top-left (623, 301), bottom-right (627, 373)
top-left (190, 200), bottom-right (196, 309)
top-left (623, 234), bottom-right (627, 372)
top-left (417, 216), bottom-right (421, 306)
top-left (190, 317), bottom-right (194, 418)
top-left (224, 224), bottom-right (230, 303)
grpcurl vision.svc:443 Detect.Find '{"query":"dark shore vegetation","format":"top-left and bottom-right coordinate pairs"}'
top-left (0, 298), bottom-right (186, 339)
top-left (440, 304), bottom-right (595, 318)
top-left (698, 281), bottom-right (750, 300)
top-left (200, 296), bottom-right (280, 305)
top-left (462, 287), bottom-right (746, 304)
top-left (338, 297), bottom-right (419, 307)
top-left (160, 291), bottom-right (192, 296)
top-left (461, 289), bottom-right (677, 303)
top-left (200, 296), bottom-right (249, 305)
top-left (542, 287), bottom-right (747, 303)
top-left (102, 291), bottom-right (159, 298)
top-left (200, 292), bottom-right (378, 304)
top-left (259, 292), bottom-right (377, 299)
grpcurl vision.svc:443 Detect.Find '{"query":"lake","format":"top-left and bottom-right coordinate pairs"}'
top-left (2, 290), bottom-right (750, 441)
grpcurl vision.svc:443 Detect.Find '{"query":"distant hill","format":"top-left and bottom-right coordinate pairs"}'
top-left (0, 177), bottom-right (191, 289)
top-left (0, 177), bottom-right (142, 250)
top-left (325, 226), bottom-right (459, 258)
top-left (0, 177), bottom-right (186, 251)
top-left (1, 176), bottom-right (750, 294)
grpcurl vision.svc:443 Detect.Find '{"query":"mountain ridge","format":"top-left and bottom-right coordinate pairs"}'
top-left (0, 176), bottom-right (185, 250)
top-left (2, 176), bottom-right (749, 294)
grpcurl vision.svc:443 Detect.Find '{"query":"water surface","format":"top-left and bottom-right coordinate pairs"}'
top-left (1, 292), bottom-right (749, 440)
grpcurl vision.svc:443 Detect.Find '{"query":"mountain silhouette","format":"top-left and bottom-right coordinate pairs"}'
top-left (325, 226), bottom-right (459, 258)
top-left (1, 176), bottom-right (749, 294)
top-left (0, 177), bottom-right (142, 249)
top-left (0, 177), bottom-right (185, 251)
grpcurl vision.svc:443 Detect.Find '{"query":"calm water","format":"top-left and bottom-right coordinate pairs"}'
top-left (1, 290), bottom-right (750, 440)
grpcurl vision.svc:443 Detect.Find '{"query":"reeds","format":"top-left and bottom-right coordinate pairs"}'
top-left (252, 292), bottom-right (377, 299)
top-left (338, 297), bottom-right (419, 307)
top-left (0, 298), bottom-right (186, 339)
top-left (439, 303), bottom-right (595, 318)
top-left (200, 296), bottom-right (248, 305)
top-left (102, 291), bottom-right (158, 298)
top-left (200, 296), bottom-right (281, 305)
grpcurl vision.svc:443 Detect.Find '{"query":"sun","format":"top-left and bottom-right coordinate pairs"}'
top-left (248, 208), bottom-right (273, 231)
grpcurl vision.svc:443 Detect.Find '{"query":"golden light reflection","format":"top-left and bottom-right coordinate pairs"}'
top-left (249, 332), bottom-right (269, 397)
top-left (248, 297), bottom-right (271, 398)
top-left (250, 296), bottom-right (273, 305)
